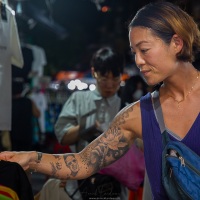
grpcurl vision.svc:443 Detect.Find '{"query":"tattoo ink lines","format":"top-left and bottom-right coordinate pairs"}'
top-left (48, 155), bottom-right (62, 178)
top-left (63, 154), bottom-right (79, 178)
top-left (80, 107), bottom-right (132, 175)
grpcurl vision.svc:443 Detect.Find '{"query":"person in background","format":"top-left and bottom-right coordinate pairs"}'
top-left (1, 2), bottom-right (200, 199)
top-left (38, 46), bottom-right (127, 200)
top-left (11, 78), bottom-right (40, 151)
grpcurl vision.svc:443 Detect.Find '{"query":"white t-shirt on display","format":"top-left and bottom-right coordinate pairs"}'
top-left (0, 4), bottom-right (23, 130)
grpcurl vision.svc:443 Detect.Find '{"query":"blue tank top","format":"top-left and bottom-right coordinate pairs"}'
top-left (140, 92), bottom-right (200, 200)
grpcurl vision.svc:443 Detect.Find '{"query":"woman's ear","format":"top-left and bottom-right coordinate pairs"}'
top-left (171, 34), bottom-right (183, 53)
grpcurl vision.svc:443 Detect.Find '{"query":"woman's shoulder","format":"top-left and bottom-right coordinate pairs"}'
top-left (115, 100), bottom-right (142, 137)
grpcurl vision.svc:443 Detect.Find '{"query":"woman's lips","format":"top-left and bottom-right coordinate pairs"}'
top-left (141, 70), bottom-right (151, 77)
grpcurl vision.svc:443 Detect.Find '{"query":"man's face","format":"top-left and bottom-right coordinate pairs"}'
top-left (66, 155), bottom-right (79, 173)
top-left (94, 71), bottom-right (121, 98)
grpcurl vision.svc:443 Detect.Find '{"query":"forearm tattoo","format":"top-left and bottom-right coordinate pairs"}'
top-left (50, 162), bottom-right (57, 177)
top-left (46, 155), bottom-right (63, 178)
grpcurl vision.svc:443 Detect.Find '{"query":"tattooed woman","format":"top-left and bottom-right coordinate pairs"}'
top-left (1, 2), bottom-right (200, 199)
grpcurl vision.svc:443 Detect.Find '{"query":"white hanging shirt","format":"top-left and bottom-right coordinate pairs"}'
top-left (0, 5), bottom-right (24, 130)
top-left (30, 44), bottom-right (47, 76)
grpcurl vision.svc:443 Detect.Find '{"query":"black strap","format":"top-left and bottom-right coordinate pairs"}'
top-left (152, 91), bottom-right (170, 146)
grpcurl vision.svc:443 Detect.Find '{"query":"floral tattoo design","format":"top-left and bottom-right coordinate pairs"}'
top-left (81, 106), bottom-right (132, 173)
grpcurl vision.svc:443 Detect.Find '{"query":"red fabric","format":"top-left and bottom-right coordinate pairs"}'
top-left (129, 186), bottom-right (143, 200)
top-left (0, 190), bottom-right (12, 198)
top-left (53, 142), bottom-right (72, 154)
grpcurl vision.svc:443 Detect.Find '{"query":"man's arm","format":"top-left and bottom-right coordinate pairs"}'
top-left (60, 125), bottom-right (80, 145)
top-left (54, 92), bottom-right (79, 145)
top-left (60, 123), bottom-right (102, 145)
top-left (55, 91), bottom-right (102, 145)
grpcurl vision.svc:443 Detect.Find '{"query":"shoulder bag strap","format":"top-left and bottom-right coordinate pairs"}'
top-left (152, 90), bottom-right (170, 146)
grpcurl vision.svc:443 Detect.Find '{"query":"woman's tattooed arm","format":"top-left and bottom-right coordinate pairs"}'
top-left (29, 104), bottom-right (135, 180)
top-left (0, 102), bottom-right (137, 180)
top-left (77, 105), bottom-right (134, 176)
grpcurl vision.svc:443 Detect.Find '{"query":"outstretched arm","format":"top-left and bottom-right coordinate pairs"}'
top-left (0, 102), bottom-right (140, 180)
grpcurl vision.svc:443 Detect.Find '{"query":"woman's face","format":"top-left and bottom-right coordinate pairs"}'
top-left (129, 27), bottom-right (178, 86)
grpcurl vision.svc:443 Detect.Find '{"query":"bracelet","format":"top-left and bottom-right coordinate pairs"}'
top-left (30, 152), bottom-right (42, 174)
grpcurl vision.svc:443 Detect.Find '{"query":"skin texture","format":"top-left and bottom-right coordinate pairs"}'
top-left (0, 26), bottom-right (200, 181)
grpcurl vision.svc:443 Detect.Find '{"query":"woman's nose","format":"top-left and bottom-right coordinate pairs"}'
top-left (135, 53), bottom-right (145, 69)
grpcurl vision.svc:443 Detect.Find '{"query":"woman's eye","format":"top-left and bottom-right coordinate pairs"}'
top-left (141, 49), bottom-right (149, 53)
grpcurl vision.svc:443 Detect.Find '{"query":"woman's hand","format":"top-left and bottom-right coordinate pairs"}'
top-left (0, 151), bottom-right (35, 170)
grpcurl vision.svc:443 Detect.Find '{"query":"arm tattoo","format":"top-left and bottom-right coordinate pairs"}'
top-left (53, 155), bottom-right (62, 160)
top-left (49, 155), bottom-right (62, 177)
top-left (63, 154), bottom-right (79, 177)
top-left (50, 162), bottom-right (57, 177)
top-left (81, 107), bottom-right (132, 172)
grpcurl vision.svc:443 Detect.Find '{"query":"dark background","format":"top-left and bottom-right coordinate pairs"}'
top-left (8, 0), bottom-right (200, 76)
